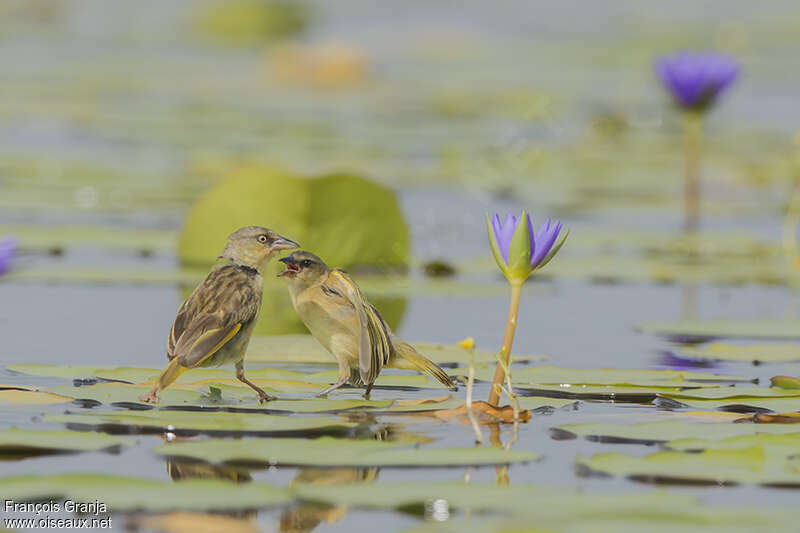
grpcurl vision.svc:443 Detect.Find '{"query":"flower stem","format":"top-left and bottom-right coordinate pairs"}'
top-left (465, 346), bottom-right (484, 444)
top-left (488, 282), bottom-right (523, 406)
top-left (683, 111), bottom-right (704, 234)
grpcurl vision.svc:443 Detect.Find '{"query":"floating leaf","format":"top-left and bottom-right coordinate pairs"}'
top-left (0, 389), bottom-right (72, 405)
top-left (291, 481), bottom-right (696, 513)
top-left (656, 395), bottom-right (800, 413)
top-left (499, 365), bottom-right (748, 386)
top-left (157, 437), bottom-right (539, 467)
top-left (678, 343), bottom-right (800, 364)
top-left (130, 512), bottom-right (259, 533)
top-left (518, 384), bottom-right (688, 403)
top-left (638, 319), bottom-right (800, 342)
top-left (660, 387), bottom-right (800, 401)
top-left (0, 473), bottom-right (289, 511)
top-left (45, 383), bottom-right (210, 406)
top-left (667, 433), bottom-right (800, 453)
top-left (552, 420), bottom-right (800, 444)
top-left (577, 446), bottom-right (800, 486)
top-left (0, 429), bottom-right (133, 458)
top-left (771, 376), bottom-right (800, 389)
top-left (6, 364), bottom-right (99, 379)
top-left (246, 335), bottom-right (544, 365)
top-left (45, 410), bottom-right (359, 436)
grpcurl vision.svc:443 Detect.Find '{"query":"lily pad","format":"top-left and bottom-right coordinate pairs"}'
top-left (0, 389), bottom-right (72, 405)
top-left (660, 387), bottom-right (800, 401)
top-left (577, 446), bottom-right (800, 486)
top-left (0, 473), bottom-right (289, 511)
top-left (552, 420), bottom-right (800, 444)
top-left (246, 335), bottom-right (545, 365)
top-left (677, 343), bottom-right (800, 364)
top-left (44, 410), bottom-right (359, 436)
top-left (638, 319), bottom-right (800, 342)
top-left (292, 481), bottom-right (696, 513)
top-left (45, 383), bottom-right (210, 406)
top-left (656, 395), bottom-right (800, 413)
top-left (666, 433), bottom-right (800, 453)
top-left (518, 384), bottom-right (689, 403)
top-left (157, 437), bottom-right (539, 467)
top-left (0, 429), bottom-right (134, 458)
top-left (501, 365), bottom-right (748, 386)
top-left (503, 366), bottom-right (747, 403)
top-left (6, 364), bottom-right (100, 379)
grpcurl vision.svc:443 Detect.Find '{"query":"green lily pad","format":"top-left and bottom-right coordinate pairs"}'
top-left (402, 508), bottom-right (800, 533)
top-left (517, 384), bottom-right (689, 403)
top-left (500, 365), bottom-right (748, 386)
top-left (677, 343), bottom-right (800, 363)
top-left (0, 429), bottom-right (134, 458)
top-left (0, 224), bottom-right (177, 254)
top-left (378, 395), bottom-right (577, 414)
top-left (246, 335), bottom-right (545, 365)
top-left (6, 364), bottom-right (100, 379)
top-left (660, 387), bottom-right (800, 401)
top-left (292, 481), bottom-right (696, 513)
top-left (10, 364), bottom-right (447, 391)
top-left (157, 437), bottom-right (539, 467)
top-left (638, 319), bottom-right (800, 342)
top-left (667, 433), bottom-right (800, 453)
top-left (0, 389), bottom-right (72, 405)
top-left (656, 395), bottom-right (800, 413)
top-left (0, 473), bottom-right (289, 511)
top-left (44, 410), bottom-right (359, 436)
top-left (577, 446), bottom-right (800, 486)
top-left (771, 375), bottom-right (800, 389)
top-left (501, 366), bottom-right (746, 403)
top-left (45, 383), bottom-right (210, 406)
top-left (552, 420), bottom-right (800, 444)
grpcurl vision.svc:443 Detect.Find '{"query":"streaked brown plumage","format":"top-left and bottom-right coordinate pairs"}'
top-left (278, 251), bottom-right (456, 396)
top-left (141, 226), bottom-right (298, 403)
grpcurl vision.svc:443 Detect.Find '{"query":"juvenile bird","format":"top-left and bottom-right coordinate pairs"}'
top-left (141, 226), bottom-right (299, 403)
top-left (278, 251), bottom-right (456, 396)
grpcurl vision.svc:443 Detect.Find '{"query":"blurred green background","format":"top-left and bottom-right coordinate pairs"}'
top-left (2, 0), bottom-right (800, 330)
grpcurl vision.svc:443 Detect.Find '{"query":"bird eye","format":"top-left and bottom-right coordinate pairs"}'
top-left (302, 260), bottom-right (312, 267)
top-left (257, 235), bottom-right (268, 244)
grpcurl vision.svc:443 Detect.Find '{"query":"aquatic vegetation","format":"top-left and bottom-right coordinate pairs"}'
top-left (486, 212), bottom-right (567, 405)
top-left (190, 0), bottom-right (310, 46)
top-left (0, 236), bottom-right (17, 275)
top-left (655, 51), bottom-right (740, 232)
top-left (655, 52), bottom-right (740, 112)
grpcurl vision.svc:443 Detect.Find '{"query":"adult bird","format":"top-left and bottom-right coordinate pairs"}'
top-left (141, 226), bottom-right (298, 403)
top-left (278, 251), bottom-right (456, 396)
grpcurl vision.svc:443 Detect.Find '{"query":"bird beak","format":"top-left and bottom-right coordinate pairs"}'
top-left (271, 236), bottom-right (300, 251)
top-left (277, 256), bottom-right (300, 278)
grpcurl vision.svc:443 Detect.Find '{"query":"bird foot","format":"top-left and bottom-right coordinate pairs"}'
top-left (140, 389), bottom-right (160, 404)
top-left (257, 390), bottom-right (277, 403)
top-left (316, 380), bottom-right (347, 397)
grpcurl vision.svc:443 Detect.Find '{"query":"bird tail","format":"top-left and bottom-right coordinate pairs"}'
top-left (156, 357), bottom-right (188, 392)
top-left (391, 339), bottom-right (456, 388)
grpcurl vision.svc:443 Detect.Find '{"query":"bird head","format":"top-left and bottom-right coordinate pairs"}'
top-left (218, 226), bottom-right (299, 272)
top-left (278, 250), bottom-right (329, 287)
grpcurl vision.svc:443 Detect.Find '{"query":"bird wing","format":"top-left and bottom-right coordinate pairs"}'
top-left (168, 265), bottom-right (260, 368)
top-left (325, 269), bottom-right (393, 384)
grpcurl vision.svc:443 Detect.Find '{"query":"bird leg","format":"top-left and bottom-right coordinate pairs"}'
top-left (364, 382), bottom-right (374, 397)
top-left (236, 361), bottom-right (276, 403)
top-left (316, 379), bottom-right (348, 397)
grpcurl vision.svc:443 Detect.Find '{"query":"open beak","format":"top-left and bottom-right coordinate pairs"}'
top-left (277, 256), bottom-right (300, 278)
top-left (271, 236), bottom-right (300, 251)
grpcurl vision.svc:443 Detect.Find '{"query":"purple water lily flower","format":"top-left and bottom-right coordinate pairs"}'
top-left (655, 52), bottom-right (739, 112)
top-left (0, 236), bottom-right (17, 275)
top-left (487, 212), bottom-right (565, 283)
